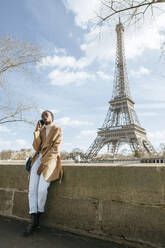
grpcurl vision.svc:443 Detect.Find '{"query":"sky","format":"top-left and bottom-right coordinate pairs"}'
top-left (0, 0), bottom-right (165, 153)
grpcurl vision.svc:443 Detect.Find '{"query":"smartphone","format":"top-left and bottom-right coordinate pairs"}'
top-left (39, 119), bottom-right (45, 126)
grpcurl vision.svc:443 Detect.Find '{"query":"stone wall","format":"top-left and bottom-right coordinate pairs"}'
top-left (0, 162), bottom-right (165, 248)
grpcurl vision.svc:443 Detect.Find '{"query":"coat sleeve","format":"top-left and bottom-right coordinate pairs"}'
top-left (52, 127), bottom-right (63, 152)
top-left (32, 130), bottom-right (41, 151)
top-left (40, 127), bottom-right (63, 164)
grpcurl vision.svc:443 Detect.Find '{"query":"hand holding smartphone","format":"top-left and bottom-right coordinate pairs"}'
top-left (39, 119), bottom-right (45, 126)
top-left (35, 119), bottom-right (45, 131)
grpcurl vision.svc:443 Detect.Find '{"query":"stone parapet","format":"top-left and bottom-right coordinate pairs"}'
top-left (0, 163), bottom-right (165, 248)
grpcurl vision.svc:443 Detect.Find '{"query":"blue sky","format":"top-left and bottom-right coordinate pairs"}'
top-left (0, 0), bottom-right (165, 153)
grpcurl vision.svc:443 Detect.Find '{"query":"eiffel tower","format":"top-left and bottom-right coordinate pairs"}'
top-left (86, 20), bottom-right (155, 158)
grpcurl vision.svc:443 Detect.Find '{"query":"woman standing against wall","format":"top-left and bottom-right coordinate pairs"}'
top-left (23, 110), bottom-right (63, 237)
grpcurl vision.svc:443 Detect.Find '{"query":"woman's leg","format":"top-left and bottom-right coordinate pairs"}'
top-left (37, 173), bottom-right (50, 213)
top-left (23, 155), bottom-right (42, 236)
top-left (28, 156), bottom-right (41, 214)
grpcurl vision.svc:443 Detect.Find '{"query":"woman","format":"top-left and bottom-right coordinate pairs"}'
top-left (23, 110), bottom-right (63, 237)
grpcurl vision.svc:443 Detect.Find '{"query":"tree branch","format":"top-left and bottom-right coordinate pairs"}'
top-left (99, 0), bottom-right (165, 23)
top-left (0, 119), bottom-right (35, 125)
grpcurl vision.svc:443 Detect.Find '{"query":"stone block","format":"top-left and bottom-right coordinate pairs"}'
top-left (0, 190), bottom-right (13, 215)
top-left (51, 166), bottom-right (165, 205)
top-left (12, 191), bottom-right (29, 219)
top-left (102, 200), bottom-right (165, 247)
top-left (42, 196), bottom-right (98, 232)
top-left (1, 163), bottom-right (165, 247)
top-left (0, 164), bottom-right (28, 190)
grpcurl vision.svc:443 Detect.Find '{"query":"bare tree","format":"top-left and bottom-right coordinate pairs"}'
top-left (98, 0), bottom-right (165, 25)
top-left (0, 37), bottom-right (42, 126)
top-left (0, 100), bottom-right (37, 125)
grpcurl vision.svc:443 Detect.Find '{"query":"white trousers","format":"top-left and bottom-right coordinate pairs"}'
top-left (28, 153), bottom-right (50, 214)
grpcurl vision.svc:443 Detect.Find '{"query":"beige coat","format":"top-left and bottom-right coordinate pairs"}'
top-left (30, 124), bottom-right (63, 182)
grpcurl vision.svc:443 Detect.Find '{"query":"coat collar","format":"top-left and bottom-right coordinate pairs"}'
top-left (40, 124), bottom-right (57, 148)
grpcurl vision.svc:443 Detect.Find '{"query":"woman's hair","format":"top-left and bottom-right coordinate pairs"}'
top-left (41, 110), bottom-right (54, 121)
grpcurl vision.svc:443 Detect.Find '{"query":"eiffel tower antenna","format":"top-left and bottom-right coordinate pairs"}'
top-left (86, 20), bottom-right (155, 158)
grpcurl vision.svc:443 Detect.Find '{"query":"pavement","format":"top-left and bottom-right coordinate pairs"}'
top-left (0, 216), bottom-right (133, 248)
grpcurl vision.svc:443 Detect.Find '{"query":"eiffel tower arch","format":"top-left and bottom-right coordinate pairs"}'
top-left (86, 20), bottom-right (155, 158)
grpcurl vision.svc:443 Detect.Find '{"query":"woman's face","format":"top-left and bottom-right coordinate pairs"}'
top-left (42, 111), bottom-right (52, 125)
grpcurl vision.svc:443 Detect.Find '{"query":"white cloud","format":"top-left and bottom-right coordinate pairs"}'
top-left (77, 129), bottom-right (97, 138)
top-left (37, 48), bottom-right (98, 86)
top-left (61, 141), bottom-right (89, 152)
top-left (0, 140), bottom-right (13, 151)
top-left (37, 3), bottom-right (165, 89)
top-left (55, 117), bottom-right (92, 127)
top-left (63, 0), bottom-right (100, 29)
top-left (15, 139), bottom-right (28, 147)
top-left (49, 69), bottom-right (95, 86)
top-left (38, 50), bottom-right (114, 86)
top-left (0, 126), bottom-right (10, 132)
top-left (0, 139), bottom-right (30, 151)
top-left (81, 18), bottom-right (165, 62)
top-left (81, 25), bottom-right (116, 62)
top-left (135, 79), bottom-right (165, 101)
top-left (80, 130), bottom-right (97, 136)
top-left (50, 109), bottom-right (60, 114)
top-left (124, 16), bottom-right (165, 58)
top-left (97, 105), bottom-right (109, 111)
top-left (138, 112), bottom-right (158, 117)
top-left (63, 1), bottom-right (165, 62)
top-left (96, 71), bottom-right (113, 80)
top-left (54, 46), bottom-right (66, 55)
top-left (136, 103), bottom-right (165, 109)
top-left (38, 55), bottom-right (90, 70)
top-left (62, 142), bottom-right (73, 146)
top-left (148, 130), bottom-right (165, 150)
top-left (58, 6), bottom-right (165, 100)
top-left (130, 67), bottom-right (150, 78)
top-left (39, 108), bottom-right (60, 114)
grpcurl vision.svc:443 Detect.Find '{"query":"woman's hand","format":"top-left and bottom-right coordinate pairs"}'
top-left (35, 120), bottom-right (42, 132)
top-left (37, 164), bottom-right (45, 175)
